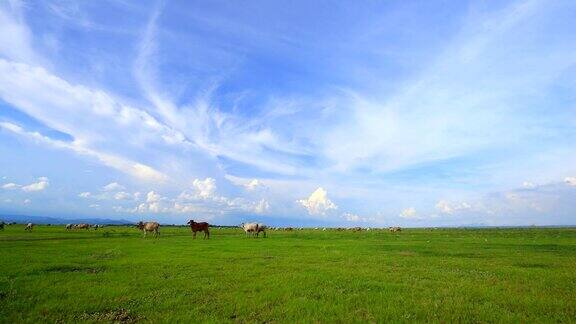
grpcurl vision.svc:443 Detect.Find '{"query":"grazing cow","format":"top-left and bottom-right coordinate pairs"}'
top-left (65, 224), bottom-right (73, 230)
top-left (75, 223), bottom-right (90, 230)
top-left (136, 221), bottom-right (160, 238)
top-left (285, 227), bottom-right (294, 231)
top-left (389, 226), bottom-right (402, 233)
top-left (255, 223), bottom-right (267, 238)
top-left (241, 223), bottom-right (259, 237)
top-left (187, 220), bottom-right (210, 239)
top-left (0, 221), bottom-right (5, 230)
top-left (25, 223), bottom-right (34, 231)
top-left (353, 227), bottom-right (363, 232)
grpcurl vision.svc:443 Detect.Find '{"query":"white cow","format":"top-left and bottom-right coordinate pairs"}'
top-left (241, 223), bottom-right (259, 237)
top-left (25, 223), bottom-right (34, 231)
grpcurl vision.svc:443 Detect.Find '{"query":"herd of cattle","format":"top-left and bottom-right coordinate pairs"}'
top-left (0, 220), bottom-right (402, 238)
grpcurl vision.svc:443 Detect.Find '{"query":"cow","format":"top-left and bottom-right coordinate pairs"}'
top-left (187, 220), bottom-right (210, 239)
top-left (241, 223), bottom-right (259, 237)
top-left (136, 221), bottom-right (160, 238)
top-left (255, 223), bottom-right (267, 238)
top-left (75, 223), bottom-right (90, 230)
top-left (25, 223), bottom-right (34, 231)
top-left (389, 226), bottom-right (402, 233)
top-left (65, 224), bottom-right (73, 230)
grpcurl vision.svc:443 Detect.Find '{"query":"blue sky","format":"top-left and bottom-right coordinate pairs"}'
top-left (1, 0), bottom-right (575, 226)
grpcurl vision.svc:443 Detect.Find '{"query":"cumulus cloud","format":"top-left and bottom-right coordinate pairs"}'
top-left (254, 199), bottom-right (270, 214)
top-left (114, 191), bottom-right (132, 200)
top-left (78, 192), bottom-right (91, 198)
top-left (21, 177), bottom-right (49, 192)
top-left (110, 178), bottom-right (270, 215)
top-left (436, 200), bottom-right (472, 215)
top-left (399, 207), bottom-right (419, 220)
top-left (192, 178), bottom-right (216, 199)
top-left (523, 181), bottom-right (536, 189)
top-left (297, 187), bottom-right (337, 215)
top-left (102, 182), bottom-right (125, 192)
top-left (565, 177), bottom-right (576, 186)
top-left (2, 179), bottom-right (49, 192)
top-left (23, 198), bottom-right (31, 204)
top-left (245, 179), bottom-right (266, 191)
top-left (343, 212), bottom-right (360, 222)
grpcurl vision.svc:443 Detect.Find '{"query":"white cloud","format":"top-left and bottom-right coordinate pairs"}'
top-left (245, 179), bottom-right (266, 191)
top-left (254, 199), bottom-right (270, 214)
top-left (343, 212), bottom-right (360, 222)
top-left (523, 181), bottom-right (536, 189)
top-left (399, 207), bottom-right (419, 220)
top-left (192, 178), bottom-right (216, 199)
top-left (0, 0), bottom-right (37, 64)
top-left (0, 121), bottom-right (168, 183)
top-left (146, 191), bottom-right (161, 203)
top-left (23, 198), bottom-right (31, 204)
top-left (297, 187), bottom-right (337, 215)
top-left (89, 204), bottom-right (100, 208)
top-left (2, 183), bottom-right (19, 190)
top-left (22, 177), bottom-right (49, 192)
top-left (565, 177), bottom-right (576, 186)
top-left (102, 182), bottom-right (125, 192)
top-left (78, 192), bottom-right (91, 198)
top-left (114, 191), bottom-right (132, 200)
top-left (436, 200), bottom-right (472, 215)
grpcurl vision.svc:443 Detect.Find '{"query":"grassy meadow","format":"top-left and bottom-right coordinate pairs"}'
top-left (0, 225), bottom-right (575, 322)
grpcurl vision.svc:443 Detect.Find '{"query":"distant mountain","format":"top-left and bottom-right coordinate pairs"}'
top-left (0, 214), bottom-right (133, 225)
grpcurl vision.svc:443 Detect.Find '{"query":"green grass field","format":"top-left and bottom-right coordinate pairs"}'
top-left (1, 225), bottom-right (575, 323)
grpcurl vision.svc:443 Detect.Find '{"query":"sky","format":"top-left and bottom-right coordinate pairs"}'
top-left (0, 0), bottom-right (575, 227)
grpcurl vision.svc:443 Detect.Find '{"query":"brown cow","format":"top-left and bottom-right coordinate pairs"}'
top-left (136, 221), bottom-right (160, 238)
top-left (75, 223), bottom-right (90, 230)
top-left (187, 220), bottom-right (210, 239)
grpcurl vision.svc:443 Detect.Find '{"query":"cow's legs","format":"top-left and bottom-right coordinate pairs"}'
top-left (193, 231), bottom-right (197, 239)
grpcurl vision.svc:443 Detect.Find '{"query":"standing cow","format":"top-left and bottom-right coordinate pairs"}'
top-left (65, 224), bottom-right (73, 230)
top-left (241, 223), bottom-right (259, 237)
top-left (255, 223), bottom-right (267, 238)
top-left (136, 221), bottom-right (160, 238)
top-left (25, 223), bottom-right (34, 231)
top-left (187, 220), bottom-right (210, 239)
